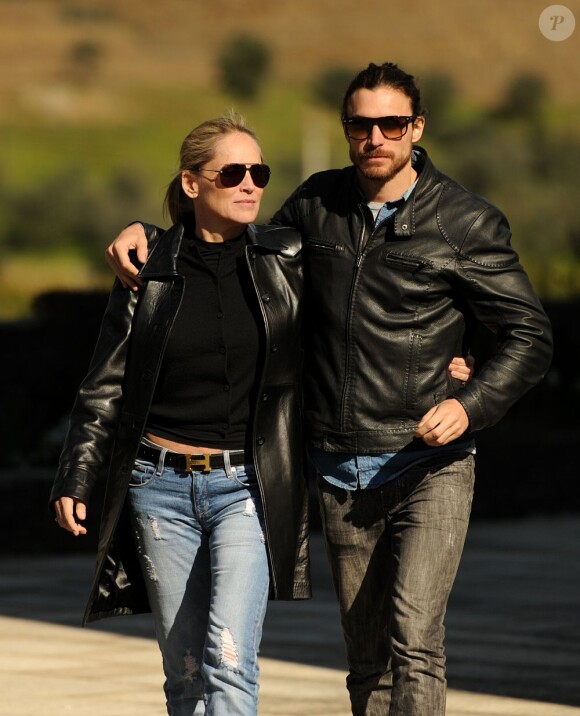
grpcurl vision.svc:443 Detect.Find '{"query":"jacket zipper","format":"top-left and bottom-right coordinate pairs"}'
top-left (339, 208), bottom-right (371, 431)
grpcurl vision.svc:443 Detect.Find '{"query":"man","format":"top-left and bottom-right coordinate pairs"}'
top-left (106, 63), bottom-right (552, 715)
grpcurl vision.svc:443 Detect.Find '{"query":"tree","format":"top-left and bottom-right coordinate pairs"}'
top-left (495, 73), bottom-right (548, 121)
top-left (311, 66), bottom-right (354, 112)
top-left (217, 35), bottom-right (271, 100)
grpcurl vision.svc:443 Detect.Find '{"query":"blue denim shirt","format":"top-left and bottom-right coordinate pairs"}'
top-left (310, 441), bottom-right (476, 491)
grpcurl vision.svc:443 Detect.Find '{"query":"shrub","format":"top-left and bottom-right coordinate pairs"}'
top-left (217, 35), bottom-right (271, 100)
top-left (311, 66), bottom-right (355, 112)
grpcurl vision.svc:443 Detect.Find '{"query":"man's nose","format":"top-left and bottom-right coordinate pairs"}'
top-left (367, 123), bottom-right (385, 145)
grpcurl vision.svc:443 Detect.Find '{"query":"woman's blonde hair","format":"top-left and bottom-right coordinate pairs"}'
top-left (164, 113), bottom-right (259, 225)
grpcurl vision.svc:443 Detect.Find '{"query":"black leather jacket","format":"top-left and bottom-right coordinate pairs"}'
top-left (272, 147), bottom-right (553, 453)
top-left (50, 223), bottom-right (310, 623)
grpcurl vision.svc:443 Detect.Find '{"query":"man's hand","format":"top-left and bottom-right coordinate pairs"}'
top-left (105, 224), bottom-right (149, 290)
top-left (54, 496), bottom-right (88, 537)
top-left (416, 398), bottom-right (469, 447)
top-left (448, 354), bottom-right (475, 382)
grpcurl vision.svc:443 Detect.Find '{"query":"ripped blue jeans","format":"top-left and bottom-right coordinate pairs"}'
top-left (127, 454), bottom-right (269, 716)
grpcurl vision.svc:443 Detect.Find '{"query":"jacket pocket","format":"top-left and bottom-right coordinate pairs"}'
top-left (306, 238), bottom-right (344, 254)
top-left (383, 252), bottom-right (430, 274)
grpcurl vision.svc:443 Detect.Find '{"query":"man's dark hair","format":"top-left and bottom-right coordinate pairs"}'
top-left (341, 62), bottom-right (423, 118)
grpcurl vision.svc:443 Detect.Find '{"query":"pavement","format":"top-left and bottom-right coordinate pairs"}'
top-left (1, 516), bottom-right (579, 716)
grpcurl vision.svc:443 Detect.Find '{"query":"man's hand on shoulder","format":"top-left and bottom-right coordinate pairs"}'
top-left (105, 223), bottom-right (149, 290)
top-left (416, 399), bottom-right (469, 447)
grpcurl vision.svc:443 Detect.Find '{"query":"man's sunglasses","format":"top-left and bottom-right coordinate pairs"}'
top-left (342, 115), bottom-right (417, 141)
top-left (193, 163), bottom-right (271, 188)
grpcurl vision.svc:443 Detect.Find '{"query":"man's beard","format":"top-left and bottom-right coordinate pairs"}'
top-left (352, 148), bottom-right (411, 184)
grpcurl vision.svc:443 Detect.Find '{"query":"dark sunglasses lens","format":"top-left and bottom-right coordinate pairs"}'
top-left (377, 117), bottom-right (408, 138)
top-left (249, 164), bottom-right (271, 188)
top-left (347, 118), bottom-right (373, 139)
top-left (218, 164), bottom-right (270, 188)
top-left (219, 164), bottom-right (247, 187)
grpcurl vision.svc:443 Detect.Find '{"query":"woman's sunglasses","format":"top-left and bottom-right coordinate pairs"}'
top-left (193, 163), bottom-right (271, 188)
top-left (342, 115), bottom-right (417, 141)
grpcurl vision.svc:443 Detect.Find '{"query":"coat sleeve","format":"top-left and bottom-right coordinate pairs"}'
top-left (49, 281), bottom-right (139, 507)
top-left (270, 184), bottom-right (307, 230)
top-left (444, 202), bottom-right (553, 431)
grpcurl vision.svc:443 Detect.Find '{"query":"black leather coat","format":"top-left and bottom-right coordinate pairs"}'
top-left (272, 147), bottom-right (553, 453)
top-left (50, 223), bottom-right (310, 623)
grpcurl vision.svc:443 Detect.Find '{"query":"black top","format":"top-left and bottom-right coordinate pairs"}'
top-left (146, 231), bottom-right (263, 450)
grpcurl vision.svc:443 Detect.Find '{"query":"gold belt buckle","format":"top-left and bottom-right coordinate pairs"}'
top-left (184, 453), bottom-right (212, 473)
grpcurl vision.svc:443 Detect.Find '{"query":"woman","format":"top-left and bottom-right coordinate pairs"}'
top-left (51, 115), bottom-right (310, 716)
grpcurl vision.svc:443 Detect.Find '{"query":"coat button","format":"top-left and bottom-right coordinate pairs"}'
top-left (261, 294), bottom-right (271, 303)
top-left (261, 393), bottom-right (269, 401)
top-left (256, 437), bottom-right (265, 445)
top-left (248, 250), bottom-right (256, 260)
top-left (270, 344), bottom-right (279, 353)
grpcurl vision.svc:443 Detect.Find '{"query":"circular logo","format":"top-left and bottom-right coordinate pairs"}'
top-left (539, 5), bottom-right (575, 40)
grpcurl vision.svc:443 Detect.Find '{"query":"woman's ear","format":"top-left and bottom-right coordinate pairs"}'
top-left (181, 170), bottom-right (199, 199)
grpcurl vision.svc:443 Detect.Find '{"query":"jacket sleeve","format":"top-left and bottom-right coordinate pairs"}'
top-left (49, 281), bottom-right (139, 507)
top-left (270, 184), bottom-right (307, 230)
top-left (444, 202), bottom-right (553, 431)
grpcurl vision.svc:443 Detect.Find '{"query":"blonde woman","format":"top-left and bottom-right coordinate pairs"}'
top-left (51, 115), bottom-right (309, 716)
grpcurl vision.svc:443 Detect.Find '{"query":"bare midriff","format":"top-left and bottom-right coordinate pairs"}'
top-left (145, 432), bottom-right (224, 454)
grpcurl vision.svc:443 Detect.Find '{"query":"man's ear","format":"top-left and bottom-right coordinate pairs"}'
top-left (181, 170), bottom-right (199, 199)
top-left (411, 116), bottom-right (425, 143)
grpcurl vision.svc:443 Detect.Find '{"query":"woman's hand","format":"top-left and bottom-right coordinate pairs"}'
top-left (54, 496), bottom-right (88, 536)
top-left (105, 224), bottom-right (149, 291)
top-left (448, 354), bottom-right (475, 382)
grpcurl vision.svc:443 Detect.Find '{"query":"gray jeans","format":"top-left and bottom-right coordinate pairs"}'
top-left (317, 452), bottom-right (475, 716)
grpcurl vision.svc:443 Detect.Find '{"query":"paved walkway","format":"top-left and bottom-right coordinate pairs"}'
top-left (1, 517), bottom-right (579, 715)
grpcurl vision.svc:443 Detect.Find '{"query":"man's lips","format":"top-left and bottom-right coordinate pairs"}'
top-left (360, 153), bottom-right (392, 160)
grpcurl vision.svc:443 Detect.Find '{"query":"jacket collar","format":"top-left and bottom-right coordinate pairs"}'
top-left (351, 145), bottom-right (438, 238)
top-left (139, 221), bottom-right (301, 280)
top-left (139, 223), bottom-right (184, 279)
top-left (247, 223), bottom-right (302, 256)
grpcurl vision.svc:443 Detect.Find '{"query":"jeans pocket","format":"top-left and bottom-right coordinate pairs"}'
top-left (129, 458), bottom-right (158, 488)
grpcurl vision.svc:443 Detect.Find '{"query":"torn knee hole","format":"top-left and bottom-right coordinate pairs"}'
top-left (244, 498), bottom-right (257, 517)
top-left (220, 628), bottom-right (239, 669)
top-left (148, 516), bottom-right (162, 540)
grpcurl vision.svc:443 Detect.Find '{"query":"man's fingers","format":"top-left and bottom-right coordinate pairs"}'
top-left (104, 247), bottom-right (142, 291)
top-left (136, 241), bottom-right (149, 265)
top-left (415, 405), bottom-right (437, 436)
top-left (104, 224), bottom-right (148, 291)
top-left (416, 399), bottom-right (469, 446)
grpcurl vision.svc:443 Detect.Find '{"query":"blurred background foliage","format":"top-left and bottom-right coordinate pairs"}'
top-left (0, 0), bottom-right (579, 311)
top-left (0, 62), bottom-right (580, 316)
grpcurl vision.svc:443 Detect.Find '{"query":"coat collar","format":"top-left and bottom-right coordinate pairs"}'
top-left (139, 222), bottom-right (302, 279)
top-left (349, 145), bottom-right (438, 238)
top-left (138, 223), bottom-right (184, 279)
